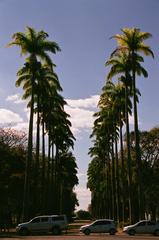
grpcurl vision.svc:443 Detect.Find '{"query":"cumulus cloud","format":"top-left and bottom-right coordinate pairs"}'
top-left (6, 94), bottom-right (25, 104)
top-left (75, 173), bottom-right (91, 210)
top-left (11, 122), bottom-right (28, 132)
top-left (65, 106), bottom-right (94, 129)
top-left (65, 95), bottom-right (136, 136)
top-left (4, 94), bottom-right (99, 135)
top-left (3, 94), bottom-right (136, 138)
top-left (65, 95), bottom-right (99, 135)
top-left (75, 186), bottom-right (91, 210)
top-left (0, 108), bottom-right (23, 124)
top-left (5, 94), bottom-right (99, 135)
top-left (75, 187), bottom-right (91, 198)
top-left (66, 95), bottom-right (99, 109)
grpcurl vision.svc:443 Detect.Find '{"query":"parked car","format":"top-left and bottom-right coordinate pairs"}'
top-left (16, 214), bottom-right (68, 235)
top-left (80, 219), bottom-right (117, 235)
top-left (123, 220), bottom-right (159, 236)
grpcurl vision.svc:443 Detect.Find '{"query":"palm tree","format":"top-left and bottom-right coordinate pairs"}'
top-left (36, 64), bottom-right (62, 212)
top-left (89, 81), bottom-right (124, 221)
top-left (106, 52), bottom-right (134, 222)
top-left (9, 26), bottom-right (61, 220)
top-left (112, 28), bottom-right (154, 219)
top-left (43, 91), bottom-right (75, 213)
top-left (99, 81), bottom-right (121, 220)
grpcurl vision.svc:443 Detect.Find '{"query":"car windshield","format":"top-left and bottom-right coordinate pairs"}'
top-left (31, 218), bottom-right (40, 223)
top-left (137, 221), bottom-right (146, 226)
top-left (92, 220), bottom-right (111, 226)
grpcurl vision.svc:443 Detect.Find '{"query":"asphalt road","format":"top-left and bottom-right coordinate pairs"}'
top-left (0, 233), bottom-right (158, 240)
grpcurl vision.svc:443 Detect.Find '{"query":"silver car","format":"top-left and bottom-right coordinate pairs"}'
top-left (123, 220), bottom-right (159, 236)
top-left (80, 219), bottom-right (117, 235)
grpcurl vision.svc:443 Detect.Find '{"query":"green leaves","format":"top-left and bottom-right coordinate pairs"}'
top-left (88, 27), bottom-right (154, 221)
top-left (8, 27), bottom-right (77, 219)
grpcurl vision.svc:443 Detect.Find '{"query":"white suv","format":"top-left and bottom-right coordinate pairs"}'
top-left (80, 219), bottom-right (117, 235)
top-left (16, 215), bottom-right (68, 235)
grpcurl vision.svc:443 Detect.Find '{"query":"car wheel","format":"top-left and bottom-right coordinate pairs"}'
top-left (128, 229), bottom-right (135, 235)
top-left (109, 228), bottom-right (116, 235)
top-left (84, 229), bottom-right (91, 235)
top-left (154, 229), bottom-right (159, 236)
top-left (52, 226), bottom-right (61, 235)
top-left (19, 227), bottom-right (29, 236)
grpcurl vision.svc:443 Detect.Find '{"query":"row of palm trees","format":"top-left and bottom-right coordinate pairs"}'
top-left (88, 28), bottom-right (154, 223)
top-left (8, 27), bottom-right (78, 220)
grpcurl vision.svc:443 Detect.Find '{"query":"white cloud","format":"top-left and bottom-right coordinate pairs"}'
top-left (75, 172), bottom-right (91, 210)
top-left (11, 122), bottom-right (28, 132)
top-left (0, 108), bottom-right (23, 124)
top-left (75, 187), bottom-right (91, 198)
top-left (66, 95), bottom-right (99, 109)
top-left (75, 186), bottom-right (91, 210)
top-left (77, 173), bottom-right (87, 178)
top-left (129, 115), bottom-right (134, 125)
top-left (64, 95), bottom-right (99, 135)
top-left (4, 94), bottom-right (99, 135)
top-left (65, 106), bottom-right (95, 129)
top-left (6, 94), bottom-right (25, 104)
top-left (3, 94), bottom-right (136, 137)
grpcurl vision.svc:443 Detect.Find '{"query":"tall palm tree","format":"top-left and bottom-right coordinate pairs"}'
top-left (99, 81), bottom-right (120, 220)
top-left (89, 81), bottom-right (123, 221)
top-left (106, 51), bottom-right (134, 222)
top-left (33, 63), bottom-right (62, 213)
top-left (106, 47), bottom-right (152, 222)
top-left (112, 28), bottom-right (154, 219)
top-left (8, 26), bottom-right (61, 220)
top-left (43, 91), bottom-right (75, 213)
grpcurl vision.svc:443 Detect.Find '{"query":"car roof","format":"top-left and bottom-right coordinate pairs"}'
top-left (94, 219), bottom-right (114, 221)
top-left (33, 215), bottom-right (65, 218)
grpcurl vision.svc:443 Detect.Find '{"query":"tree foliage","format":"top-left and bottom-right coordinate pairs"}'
top-left (88, 27), bottom-right (156, 224)
top-left (1, 26), bottom-right (79, 223)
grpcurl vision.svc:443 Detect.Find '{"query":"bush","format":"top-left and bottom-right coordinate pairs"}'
top-left (76, 210), bottom-right (91, 220)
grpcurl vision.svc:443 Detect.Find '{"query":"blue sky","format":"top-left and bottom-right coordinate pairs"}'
top-left (0, 0), bottom-right (159, 210)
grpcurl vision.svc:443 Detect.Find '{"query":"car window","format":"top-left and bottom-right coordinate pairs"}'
top-left (31, 218), bottom-right (40, 223)
top-left (137, 221), bottom-right (146, 226)
top-left (93, 220), bottom-right (110, 225)
top-left (92, 221), bottom-right (100, 226)
top-left (41, 217), bottom-right (49, 222)
top-left (52, 216), bottom-right (64, 221)
top-left (103, 221), bottom-right (111, 225)
top-left (147, 221), bottom-right (155, 225)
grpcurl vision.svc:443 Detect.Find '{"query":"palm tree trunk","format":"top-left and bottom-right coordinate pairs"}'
top-left (42, 116), bottom-right (46, 213)
top-left (111, 139), bottom-right (116, 220)
top-left (132, 60), bottom-right (142, 220)
top-left (115, 136), bottom-right (120, 223)
top-left (34, 96), bottom-right (40, 215)
top-left (119, 120), bottom-right (125, 224)
top-left (22, 76), bottom-right (35, 221)
top-left (107, 161), bottom-right (112, 218)
top-left (125, 83), bottom-right (132, 223)
top-left (47, 133), bottom-right (51, 213)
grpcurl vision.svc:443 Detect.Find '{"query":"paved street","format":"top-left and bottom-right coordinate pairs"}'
top-left (0, 233), bottom-right (158, 240)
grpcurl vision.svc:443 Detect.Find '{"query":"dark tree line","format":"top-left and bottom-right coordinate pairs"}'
top-left (88, 127), bottom-right (159, 224)
top-left (0, 127), bottom-right (78, 226)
